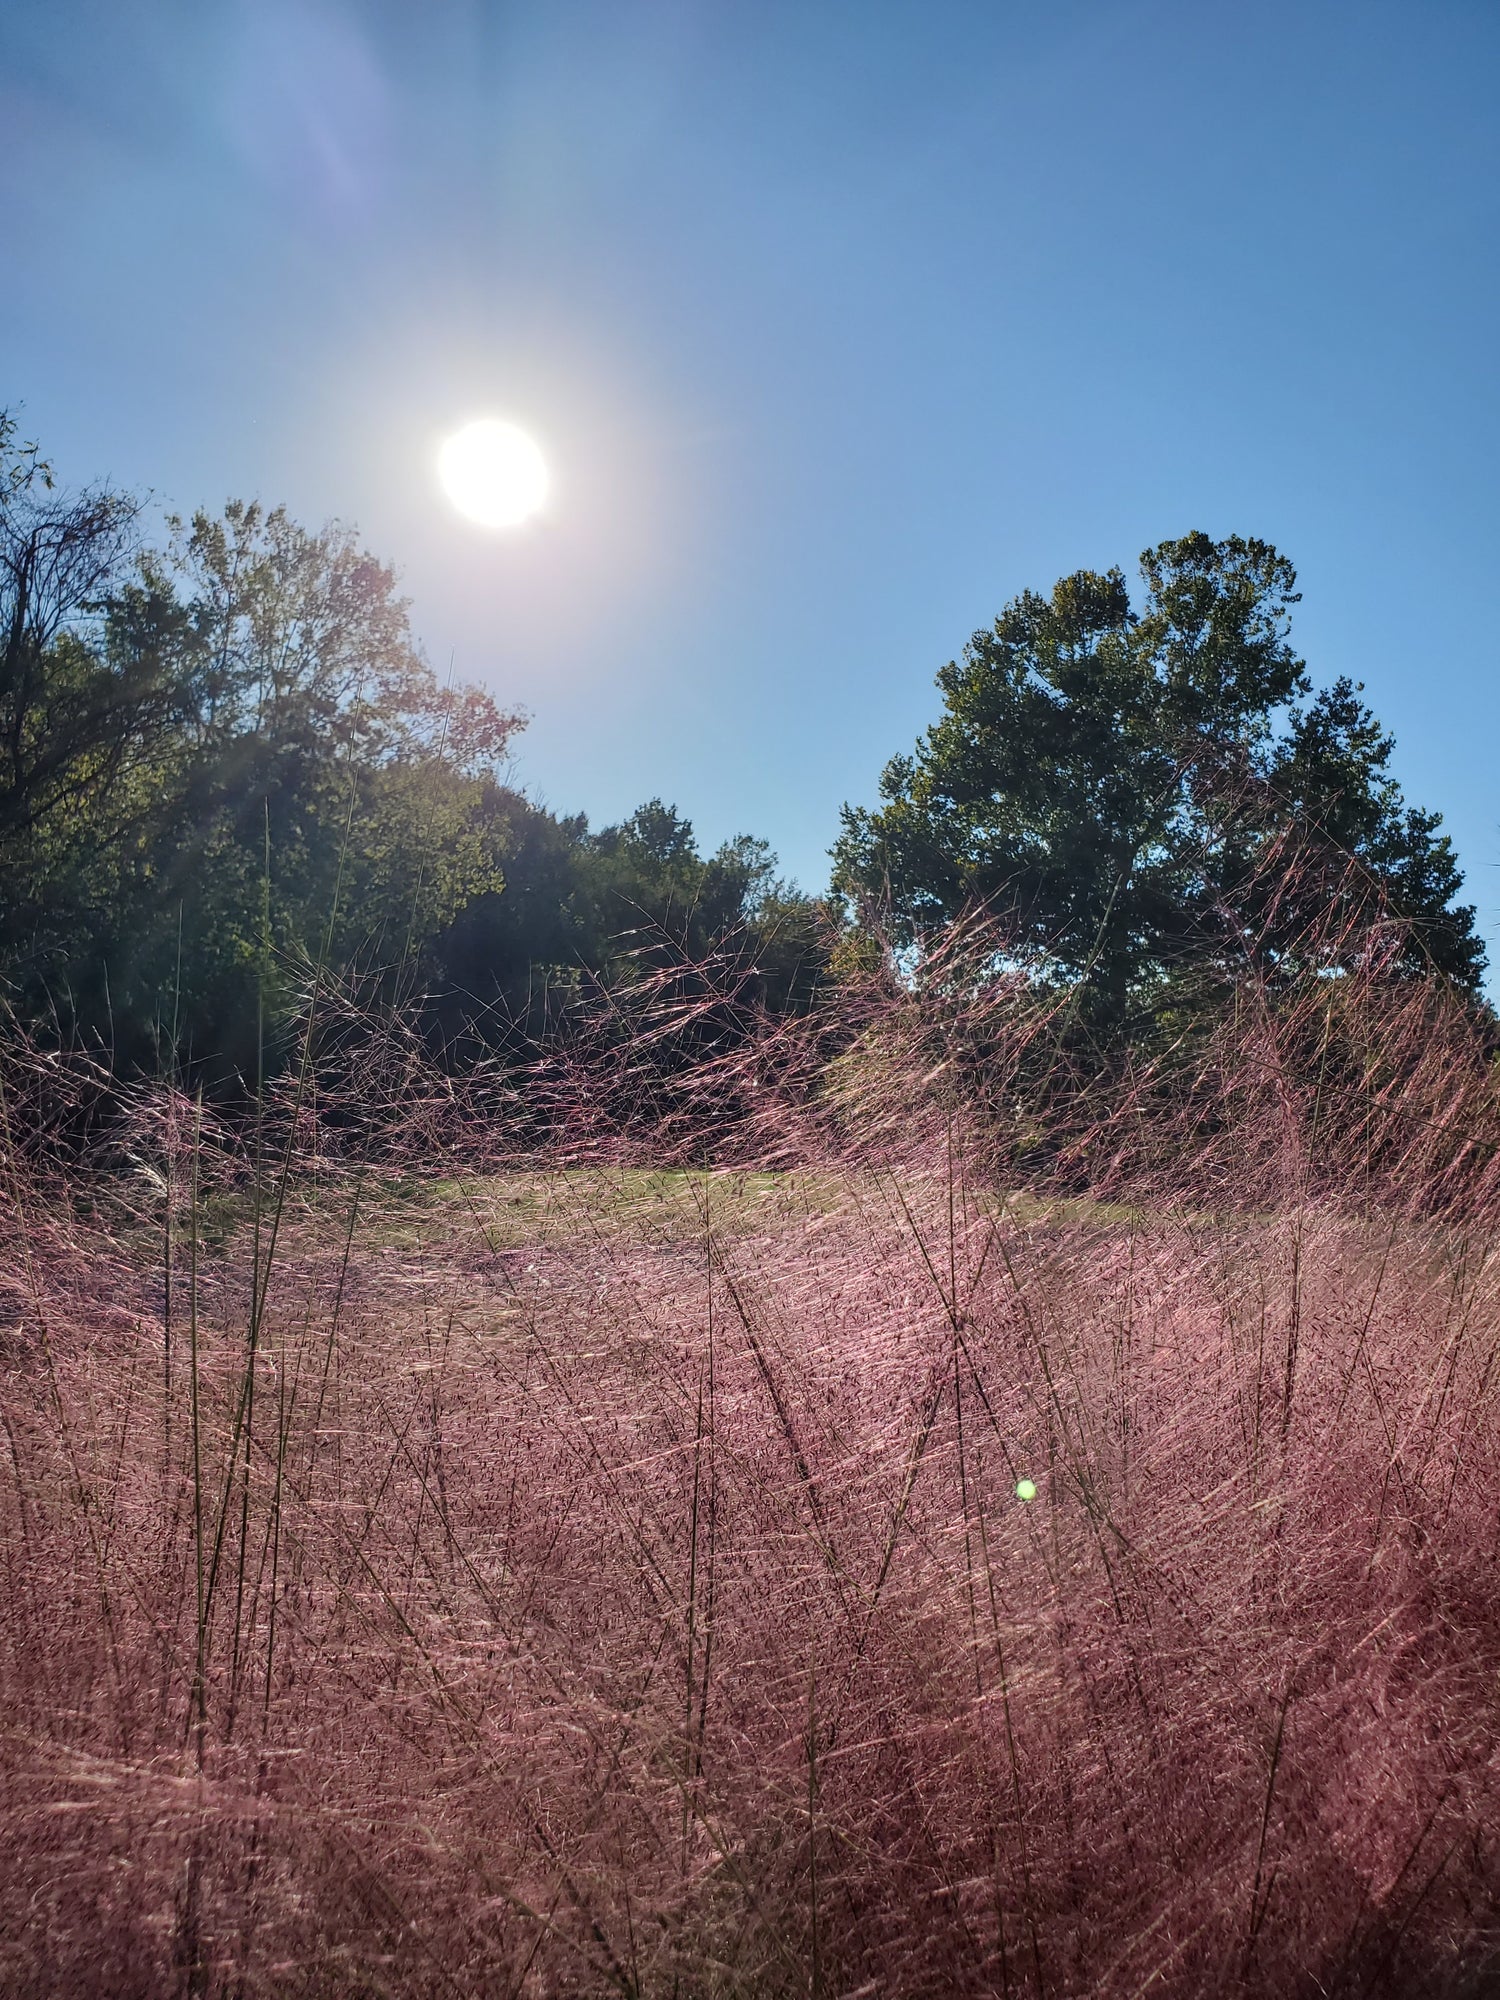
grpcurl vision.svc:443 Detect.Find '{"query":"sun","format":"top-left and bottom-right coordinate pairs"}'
top-left (439, 419), bottom-right (549, 529)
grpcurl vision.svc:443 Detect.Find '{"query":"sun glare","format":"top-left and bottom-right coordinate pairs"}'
top-left (439, 418), bottom-right (549, 529)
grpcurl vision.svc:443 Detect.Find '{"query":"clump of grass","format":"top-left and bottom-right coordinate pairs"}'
top-left (3, 908), bottom-right (1500, 1995)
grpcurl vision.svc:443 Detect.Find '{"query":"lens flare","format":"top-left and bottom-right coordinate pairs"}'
top-left (1015, 1477), bottom-right (1037, 1502)
top-left (439, 419), bottom-right (549, 529)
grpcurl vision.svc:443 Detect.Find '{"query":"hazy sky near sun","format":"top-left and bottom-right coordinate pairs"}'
top-left (3, 1), bottom-right (1498, 940)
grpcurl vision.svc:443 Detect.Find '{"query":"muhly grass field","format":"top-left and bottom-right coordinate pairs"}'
top-left (3, 1135), bottom-right (1500, 1998)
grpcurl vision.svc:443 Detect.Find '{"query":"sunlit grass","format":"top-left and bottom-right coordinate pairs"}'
top-left (4, 947), bottom-right (1500, 1995)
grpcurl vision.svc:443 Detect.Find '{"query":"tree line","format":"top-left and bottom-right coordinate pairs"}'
top-left (0, 412), bottom-right (826, 1087)
top-left (0, 408), bottom-right (1483, 1092)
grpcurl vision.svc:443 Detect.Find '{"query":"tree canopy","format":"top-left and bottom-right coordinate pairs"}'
top-left (2, 415), bottom-right (1480, 1084)
top-left (0, 414), bottom-right (827, 1083)
top-left (833, 532), bottom-right (1483, 1028)
top-left (436, 795), bottom-right (828, 1047)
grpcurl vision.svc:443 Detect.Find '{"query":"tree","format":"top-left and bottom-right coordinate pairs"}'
top-left (0, 411), bottom-right (184, 852)
top-left (433, 797), bottom-right (829, 1045)
top-left (0, 412), bottom-right (204, 1039)
top-left (832, 532), bottom-right (1483, 1029)
top-left (99, 500), bottom-right (526, 1076)
top-left (0, 444), bottom-right (528, 1081)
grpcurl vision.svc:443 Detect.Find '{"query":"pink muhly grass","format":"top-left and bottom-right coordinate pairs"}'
top-left (1, 905), bottom-right (1499, 1995)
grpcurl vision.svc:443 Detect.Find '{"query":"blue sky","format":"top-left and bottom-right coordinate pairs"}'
top-left (4, 1), bottom-right (1498, 952)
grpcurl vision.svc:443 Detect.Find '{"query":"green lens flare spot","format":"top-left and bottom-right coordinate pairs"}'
top-left (1015, 1477), bottom-right (1037, 1502)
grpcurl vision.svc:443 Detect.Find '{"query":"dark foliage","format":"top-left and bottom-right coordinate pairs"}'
top-left (0, 416), bottom-right (825, 1087)
top-left (834, 532), bottom-right (1484, 1032)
